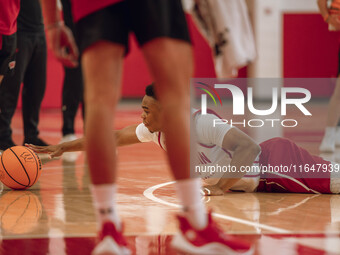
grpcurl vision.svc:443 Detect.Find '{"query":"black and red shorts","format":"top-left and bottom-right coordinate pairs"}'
top-left (75, 0), bottom-right (191, 55)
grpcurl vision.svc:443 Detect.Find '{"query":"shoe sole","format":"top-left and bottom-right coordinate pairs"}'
top-left (92, 236), bottom-right (131, 255)
top-left (171, 233), bottom-right (254, 255)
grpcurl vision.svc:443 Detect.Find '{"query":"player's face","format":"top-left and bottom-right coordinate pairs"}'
top-left (141, 96), bottom-right (162, 133)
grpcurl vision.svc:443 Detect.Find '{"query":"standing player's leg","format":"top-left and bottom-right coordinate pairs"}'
top-left (0, 33), bottom-right (17, 86)
top-left (22, 32), bottom-right (48, 146)
top-left (0, 32), bottom-right (25, 150)
top-left (328, 76), bottom-right (340, 123)
top-left (81, 41), bottom-right (130, 255)
top-left (0, 71), bottom-right (22, 150)
top-left (320, 48), bottom-right (340, 152)
top-left (0, 74), bottom-right (21, 149)
top-left (142, 35), bottom-right (252, 255)
top-left (61, 66), bottom-right (84, 138)
top-left (142, 38), bottom-right (202, 216)
top-left (72, 2), bottom-right (132, 254)
top-left (135, 1), bottom-right (201, 229)
top-left (60, 0), bottom-right (84, 144)
top-left (136, 0), bottom-right (251, 252)
top-left (82, 41), bottom-right (123, 185)
top-left (320, 76), bottom-right (340, 152)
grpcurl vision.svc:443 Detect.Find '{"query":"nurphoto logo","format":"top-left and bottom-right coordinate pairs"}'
top-left (195, 80), bottom-right (312, 128)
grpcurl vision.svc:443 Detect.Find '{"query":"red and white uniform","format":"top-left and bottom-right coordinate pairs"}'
top-left (135, 112), bottom-right (260, 192)
top-left (136, 111), bottom-right (340, 194)
top-left (136, 123), bottom-right (166, 150)
top-left (258, 138), bottom-right (334, 194)
top-left (193, 111), bottom-right (260, 192)
top-left (0, 0), bottom-right (20, 35)
top-left (71, 0), bottom-right (123, 22)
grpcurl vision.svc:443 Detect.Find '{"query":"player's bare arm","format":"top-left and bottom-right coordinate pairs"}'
top-left (26, 138), bottom-right (85, 158)
top-left (26, 124), bottom-right (141, 157)
top-left (115, 124), bottom-right (141, 146)
top-left (203, 128), bottom-right (261, 196)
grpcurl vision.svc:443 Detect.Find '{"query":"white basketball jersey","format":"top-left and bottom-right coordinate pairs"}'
top-left (135, 111), bottom-right (260, 192)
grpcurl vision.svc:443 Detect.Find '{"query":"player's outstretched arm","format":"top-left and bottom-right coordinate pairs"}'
top-left (26, 138), bottom-right (85, 158)
top-left (116, 124), bottom-right (141, 146)
top-left (26, 124), bottom-right (141, 157)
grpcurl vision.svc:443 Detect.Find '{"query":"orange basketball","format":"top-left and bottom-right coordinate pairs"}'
top-left (0, 146), bottom-right (42, 190)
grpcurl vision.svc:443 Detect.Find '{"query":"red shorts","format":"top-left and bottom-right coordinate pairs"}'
top-left (257, 138), bottom-right (332, 194)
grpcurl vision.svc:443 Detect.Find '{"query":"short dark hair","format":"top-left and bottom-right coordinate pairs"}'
top-left (145, 83), bottom-right (157, 100)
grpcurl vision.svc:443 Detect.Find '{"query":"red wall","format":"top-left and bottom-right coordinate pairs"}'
top-left (283, 13), bottom-right (340, 78)
top-left (283, 13), bottom-right (340, 96)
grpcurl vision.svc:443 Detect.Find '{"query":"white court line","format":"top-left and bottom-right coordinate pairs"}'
top-left (143, 181), bottom-right (291, 234)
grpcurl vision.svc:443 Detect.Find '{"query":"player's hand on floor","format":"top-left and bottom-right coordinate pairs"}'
top-left (201, 184), bottom-right (225, 196)
top-left (25, 144), bottom-right (64, 158)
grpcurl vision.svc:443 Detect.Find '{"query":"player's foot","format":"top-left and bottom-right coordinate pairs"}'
top-left (0, 138), bottom-right (16, 151)
top-left (60, 134), bottom-right (79, 162)
top-left (24, 137), bottom-right (49, 147)
top-left (320, 135), bottom-right (335, 153)
top-left (320, 128), bottom-right (336, 152)
top-left (171, 212), bottom-right (253, 255)
top-left (92, 221), bottom-right (130, 255)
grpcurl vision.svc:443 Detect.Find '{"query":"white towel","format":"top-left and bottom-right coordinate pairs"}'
top-left (184, 0), bottom-right (257, 77)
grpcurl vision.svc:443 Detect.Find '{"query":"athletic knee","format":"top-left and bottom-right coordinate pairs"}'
top-left (85, 91), bottom-right (118, 108)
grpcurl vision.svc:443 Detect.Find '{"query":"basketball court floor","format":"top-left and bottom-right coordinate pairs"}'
top-left (0, 100), bottom-right (340, 255)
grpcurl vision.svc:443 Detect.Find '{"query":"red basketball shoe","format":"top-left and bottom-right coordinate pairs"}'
top-left (92, 221), bottom-right (130, 255)
top-left (171, 212), bottom-right (253, 255)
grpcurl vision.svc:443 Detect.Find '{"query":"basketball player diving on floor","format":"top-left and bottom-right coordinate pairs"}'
top-left (27, 84), bottom-right (340, 196)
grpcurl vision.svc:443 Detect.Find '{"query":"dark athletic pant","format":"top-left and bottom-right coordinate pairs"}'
top-left (61, 0), bottom-right (84, 136)
top-left (0, 30), bottom-right (46, 141)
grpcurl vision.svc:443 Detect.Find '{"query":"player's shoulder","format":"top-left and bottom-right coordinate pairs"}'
top-left (135, 123), bottom-right (154, 142)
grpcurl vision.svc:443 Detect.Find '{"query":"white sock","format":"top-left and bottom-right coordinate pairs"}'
top-left (336, 127), bottom-right (340, 142)
top-left (331, 196), bottom-right (340, 222)
top-left (324, 127), bottom-right (336, 138)
top-left (90, 184), bottom-right (121, 230)
top-left (175, 178), bottom-right (207, 229)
